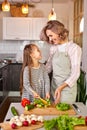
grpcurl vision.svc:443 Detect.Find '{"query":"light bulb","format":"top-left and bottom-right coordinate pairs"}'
top-left (22, 4), bottom-right (28, 14)
top-left (2, 0), bottom-right (10, 11)
top-left (48, 8), bottom-right (56, 20)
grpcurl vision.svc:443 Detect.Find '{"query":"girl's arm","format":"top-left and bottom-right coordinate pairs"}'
top-left (23, 66), bottom-right (39, 97)
top-left (43, 65), bottom-right (50, 98)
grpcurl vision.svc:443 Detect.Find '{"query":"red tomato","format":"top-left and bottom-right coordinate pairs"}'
top-left (31, 120), bottom-right (36, 125)
top-left (85, 116), bottom-right (87, 125)
top-left (11, 123), bottom-right (17, 129)
top-left (21, 98), bottom-right (30, 107)
top-left (23, 121), bottom-right (29, 126)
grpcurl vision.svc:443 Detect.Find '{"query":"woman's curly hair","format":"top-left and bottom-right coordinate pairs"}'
top-left (40, 20), bottom-right (69, 43)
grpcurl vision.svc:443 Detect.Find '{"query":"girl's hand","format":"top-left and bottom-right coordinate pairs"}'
top-left (33, 91), bottom-right (39, 98)
top-left (46, 93), bottom-right (50, 99)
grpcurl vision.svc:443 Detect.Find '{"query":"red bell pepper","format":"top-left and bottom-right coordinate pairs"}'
top-left (21, 98), bottom-right (30, 107)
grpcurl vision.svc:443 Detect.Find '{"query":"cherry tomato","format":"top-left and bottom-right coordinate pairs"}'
top-left (21, 98), bottom-right (30, 107)
top-left (31, 120), bottom-right (36, 125)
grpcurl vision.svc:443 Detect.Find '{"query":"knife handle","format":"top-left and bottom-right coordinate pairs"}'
top-left (72, 104), bottom-right (81, 112)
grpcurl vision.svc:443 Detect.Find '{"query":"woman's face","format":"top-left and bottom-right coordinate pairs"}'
top-left (46, 29), bottom-right (61, 44)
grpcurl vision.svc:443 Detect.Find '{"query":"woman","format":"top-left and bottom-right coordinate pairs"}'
top-left (40, 20), bottom-right (82, 104)
top-left (20, 43), bottom-right (50, 102)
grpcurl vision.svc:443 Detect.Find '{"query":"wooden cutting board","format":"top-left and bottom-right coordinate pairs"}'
top-left (0, 122), bottom-right (43, 130)
top-left (0, 122), bottom-right (87, 130)
top-left (24, 106), bottom-right (76, 115)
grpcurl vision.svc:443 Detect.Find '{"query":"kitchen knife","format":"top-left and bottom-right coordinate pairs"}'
top-left (72, 104), bottom-right (81, 113)
top-left (29, 88), bottom-right (48, 105)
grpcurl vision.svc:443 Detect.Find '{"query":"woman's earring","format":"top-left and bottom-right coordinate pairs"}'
top-left (49, 37), bottom-right (52, 41)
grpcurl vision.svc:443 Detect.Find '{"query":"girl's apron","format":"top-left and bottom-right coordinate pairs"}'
top-left (51, 50), bottom-right (77, 104)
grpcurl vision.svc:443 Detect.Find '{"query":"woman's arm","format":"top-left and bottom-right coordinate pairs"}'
top-left (65, 43), bottom-right (82, 87)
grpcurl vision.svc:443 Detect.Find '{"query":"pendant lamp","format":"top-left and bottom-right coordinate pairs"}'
top-left (2, 0), bottom-right (10, 12)
top-left (48, 0), bottom-right (56, 20)
top-left (22, 3), bottom-right (29, 14)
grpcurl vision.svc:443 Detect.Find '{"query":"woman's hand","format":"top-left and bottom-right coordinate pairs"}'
top-left (54, 83), bottom-right (68, 104)
top-left (54, 87), bottom-right (61, 104)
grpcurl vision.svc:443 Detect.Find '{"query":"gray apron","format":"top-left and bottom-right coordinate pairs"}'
top-left (51, 50), bottom-right (77, 104)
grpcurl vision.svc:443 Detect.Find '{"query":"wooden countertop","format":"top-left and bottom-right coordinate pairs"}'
top-left (1, 102), bottom-right (87, 130)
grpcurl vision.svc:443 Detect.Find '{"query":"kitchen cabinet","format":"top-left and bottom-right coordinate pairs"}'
top-left (0, 65), bottom-right (9, 102)
top-left (0, 17), bottom-right (32, 40)
top-left (0, 17), bottom-right (48, 40)
top-left (32, 18), bottom-right (48, 40)
top-left (2, 65), bottom-right (9, 98)
top-left (9, 64), bottom-right (22, 91)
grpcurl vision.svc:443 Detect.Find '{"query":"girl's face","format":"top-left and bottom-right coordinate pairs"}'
top-left (31, 46), bottom-right (42, 60)
top-left (46, 29), bottom-right (61, 44)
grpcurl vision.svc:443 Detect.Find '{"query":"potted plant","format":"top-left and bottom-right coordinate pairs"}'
top-left (76, 69), bottom-right (87, 104)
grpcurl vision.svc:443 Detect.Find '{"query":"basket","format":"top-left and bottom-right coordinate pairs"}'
top-left (10, 5), bottom-right (28, 17)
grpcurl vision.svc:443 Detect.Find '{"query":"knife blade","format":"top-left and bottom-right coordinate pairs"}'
top-left (72, 104), bottom-right (81, 113)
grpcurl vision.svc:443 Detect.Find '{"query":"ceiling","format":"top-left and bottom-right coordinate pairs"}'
top-left (0, 0), bottom-right (73, 10)
top-left (0, 0), bottom-right (73, 4)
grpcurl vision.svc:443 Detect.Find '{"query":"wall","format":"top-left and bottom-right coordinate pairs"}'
top-left (0, 1), bottom-right (74, 61)
top-left (82, 0), bottom-right (87, 105)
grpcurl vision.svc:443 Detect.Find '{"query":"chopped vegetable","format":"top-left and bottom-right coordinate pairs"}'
top-left (44, 118), bottom-right (57, 130)
top-left (34, 98), bottom-right (45, 107)
top-left (46, 98), bottom-right (51, 106)
top-left (56, 103), bottom-right (70, 111)
top-left (33, 98), bottom-right (51, 108)
top-left (21, 98), bottom-right (30, 107)
top-left (11, 106), bottom-right (19, 116)
top-left (25, 104), bottom-right (35, 111)
top-left (44, 114), bottom-right (85, 130)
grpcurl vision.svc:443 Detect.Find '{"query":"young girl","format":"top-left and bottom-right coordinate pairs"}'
top-left (20, 43), bottom-right (50, 102)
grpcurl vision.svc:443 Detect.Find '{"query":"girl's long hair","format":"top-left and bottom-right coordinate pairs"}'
top-left (20, 43), bottom-right (37, 95)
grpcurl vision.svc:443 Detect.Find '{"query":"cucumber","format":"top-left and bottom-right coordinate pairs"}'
top-left (11, 106), bottom-right (19, 116)
top-left (25, 104), bottom-right (35, 111)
